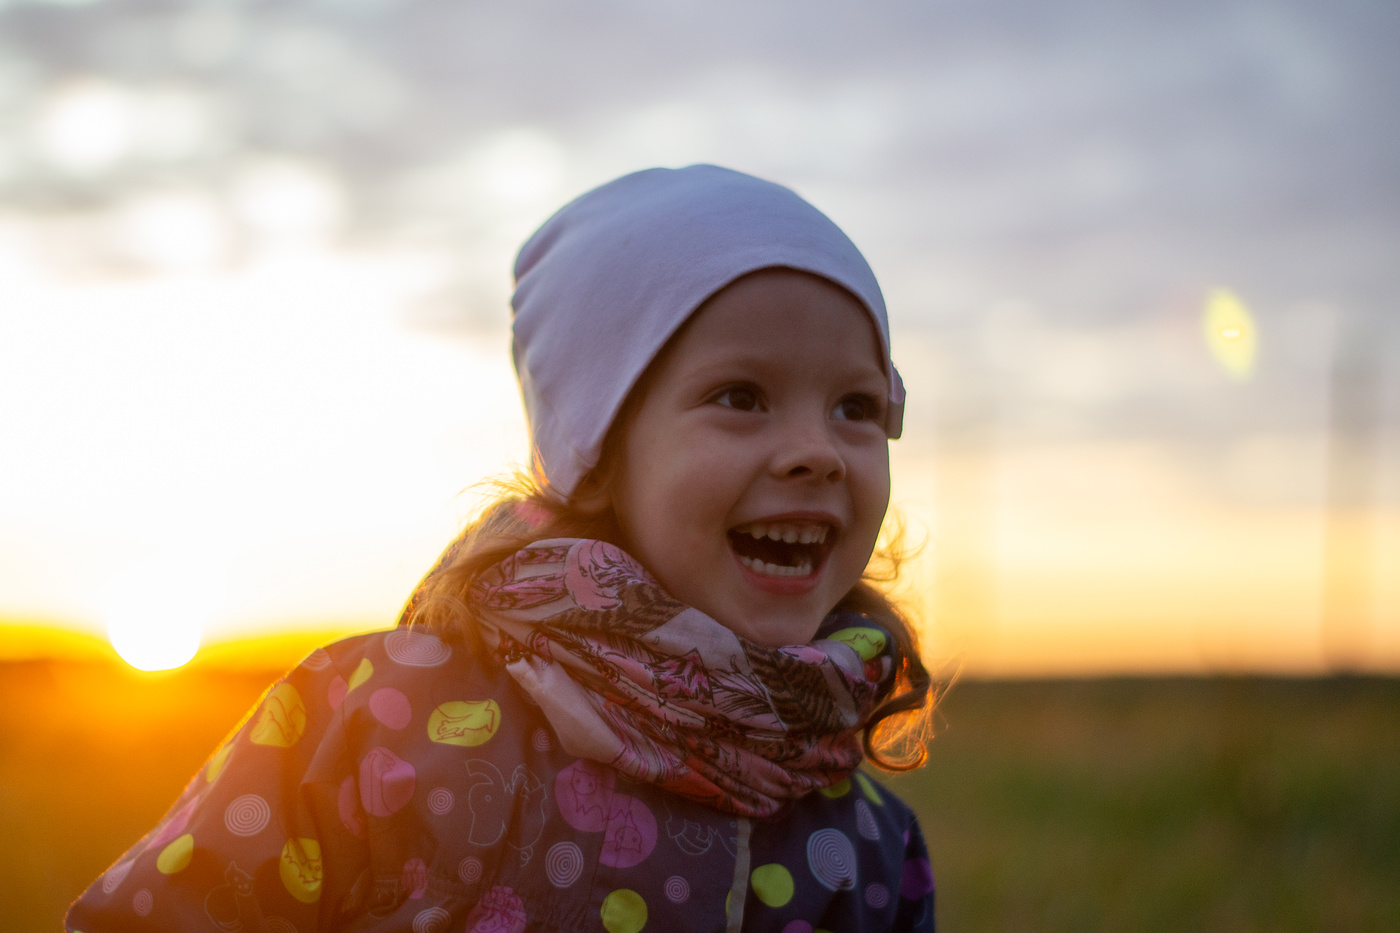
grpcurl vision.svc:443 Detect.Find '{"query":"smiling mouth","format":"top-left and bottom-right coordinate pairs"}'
top-left (728, 521), bottom-right (833, 578)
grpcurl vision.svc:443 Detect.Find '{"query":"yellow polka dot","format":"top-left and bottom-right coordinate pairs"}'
top-left (427, 699), bottom-right (502, 747)
top-left (827, 626), bottom-right (887, 661)
top-left (155, 834), bottom-right (193, 874)
top-left (600, 888), bottom-right (647, 933)
top-left (818, 778), bottom-right (851, 799)
top-left (855, 772), bottom-right (884, 806)
top-left (346, 657), bottom-right (374, 692)
top-left (250, 683), bottom-right (307, 748)
top-left (205, 743), bottom-right (232, 783)
top-left (279, 837), bottom-right (323, 904)
top-left (751, 863), bottom-right (794, 907)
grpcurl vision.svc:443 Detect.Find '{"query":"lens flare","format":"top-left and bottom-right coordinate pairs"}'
top-left (1203, 289), bottom-right (1258, 380)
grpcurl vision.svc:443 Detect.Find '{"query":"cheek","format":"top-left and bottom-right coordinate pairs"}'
top-left (854, 450), bottom-right (892, 514)
top-left (613, 458), bottom-right (711, 571)
top-left (848, 457), bottom-right (892, 561)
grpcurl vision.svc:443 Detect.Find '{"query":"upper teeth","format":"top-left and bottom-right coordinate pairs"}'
top-left (734, 522), bottom-right (829, 545)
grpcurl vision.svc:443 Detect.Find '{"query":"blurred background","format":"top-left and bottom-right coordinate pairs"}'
top-left (1, 0), bottom-right (1397, 929)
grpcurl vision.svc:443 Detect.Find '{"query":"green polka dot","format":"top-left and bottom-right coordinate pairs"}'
top-left (346, 657), bottom-right (374, 692)
top-left (818, 778), bottom-right (850, 798)
top-left (855, 772), bottom-right (884, 806)
top-left (279, 837), bottom-right (323, 904)
top-left (206, 743), bottom-right (232, 783)
top-left (601, 888), bottom-right (647, 933)
top-left (827, 626), bottom-right (887, 661)
top-left (156, 834), bottom-right (194, 874)
top-left (427, 699), bottom-right (502, 747)
top-left (250, 683), bottom-right (307, 748)
top-left (751, 863), bottom-right (794, 907)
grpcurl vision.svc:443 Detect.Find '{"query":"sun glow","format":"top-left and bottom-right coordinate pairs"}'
top-left (107, 608), bottom-right (200, 671)
top-left (102, 556), bottom-right (221, 671)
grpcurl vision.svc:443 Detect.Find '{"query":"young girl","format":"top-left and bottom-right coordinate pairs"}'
top-left (67, 165), bottom-right (937, 933)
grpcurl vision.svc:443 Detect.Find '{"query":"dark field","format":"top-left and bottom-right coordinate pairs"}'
top-left (2, 660), bottom-right (1396, 932)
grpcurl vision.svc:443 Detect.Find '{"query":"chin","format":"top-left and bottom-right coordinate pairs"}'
top-left (726, 609), bottom-right (826, 648)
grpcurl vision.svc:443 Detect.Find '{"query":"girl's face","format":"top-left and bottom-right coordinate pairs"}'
top-left (608, 268), bottom-right (891, 646)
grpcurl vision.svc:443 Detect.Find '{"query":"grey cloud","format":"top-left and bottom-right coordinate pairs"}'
top-left (2, 0), bottom-right (1397, 505)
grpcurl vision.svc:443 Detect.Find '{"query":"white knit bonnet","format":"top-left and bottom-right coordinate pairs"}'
top-left (511, 164), bottom-right (904, 499)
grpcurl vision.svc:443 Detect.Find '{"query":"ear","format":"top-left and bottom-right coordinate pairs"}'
top-left (568, 467), bottom-right (613, 517)
top-left (570, 389), bottom-right (636, 520)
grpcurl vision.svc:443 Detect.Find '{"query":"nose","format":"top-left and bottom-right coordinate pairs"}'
top-left (771, 417), bottom-right (846, 482)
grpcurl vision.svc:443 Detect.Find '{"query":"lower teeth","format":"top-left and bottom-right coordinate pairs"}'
top-left (738, 555), bottom-right (813, 577)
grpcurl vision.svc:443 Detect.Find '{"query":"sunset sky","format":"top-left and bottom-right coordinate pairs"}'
top-left (1, 0), bottom-right (1397, 675)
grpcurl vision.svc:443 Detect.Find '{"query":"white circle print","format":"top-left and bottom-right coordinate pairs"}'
top-left (806, 828), bottom-right (857, 891)
top-left (545, 842), bottom-right (584, 888)
top-left (384, 630), bottom-right (452, 667)
top-left (224, 794), bottom-right (272, 836)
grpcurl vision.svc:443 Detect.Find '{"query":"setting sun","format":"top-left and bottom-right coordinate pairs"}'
top-left (107, 611), bottom-right (199, 671)
top-left (102, 556), bottom-right (217, 671)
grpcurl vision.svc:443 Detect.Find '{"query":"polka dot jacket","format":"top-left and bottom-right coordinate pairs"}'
top-left (66, 628), bottom-right (936, 932)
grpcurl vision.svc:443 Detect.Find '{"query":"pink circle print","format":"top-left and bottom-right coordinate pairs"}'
top-left (338, 774), bottom-right (366, 837)
top-left (401, 858), bottom-right (428, 899)
top-left (149, 796), bottom-right (199, 848)
top-left (463, 884), bottom-right (526, 933)
top-left (359, 746), bottom-right (416, 817)
top-left (600, 794), bottom-right (657, 868)
top-left (900, 856), bottom-right (935, 900)
top-left (327, 675), bottom-right (348, 711)
top-left (555, 759), bottom-right (616, 832)
top-left (554, 759), bottom-right (655, 868)
top-left (369, 688), bottom-right (413, 730)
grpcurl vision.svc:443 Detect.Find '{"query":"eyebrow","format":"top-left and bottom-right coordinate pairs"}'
top-left (690, 344), bottom-right (885, 371)
top-left (676, 355), bottom-right (888, 391)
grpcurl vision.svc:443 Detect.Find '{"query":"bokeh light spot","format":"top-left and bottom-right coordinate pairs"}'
top-left (38, 79), bottom-right (134, 174)
top-left (1202, 288), bottom-right (1258, 381)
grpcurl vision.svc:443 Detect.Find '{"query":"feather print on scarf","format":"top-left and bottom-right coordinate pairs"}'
top-left (456, 536), bottom-right (898, 818)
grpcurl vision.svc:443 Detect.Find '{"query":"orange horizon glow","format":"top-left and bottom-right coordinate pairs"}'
top-left (3, 435), bottom-right (1398, 678)
top-left (6, 471), bottom-right (1397, 679)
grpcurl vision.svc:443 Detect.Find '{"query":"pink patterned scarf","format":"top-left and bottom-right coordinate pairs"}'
top-left (465, 537), bottom-right (896, 818)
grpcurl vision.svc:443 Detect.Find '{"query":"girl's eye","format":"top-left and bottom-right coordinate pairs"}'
top-left (712, 385), bottom-right (762, 412)
top-left (833, 394), bottom-right (881, 422)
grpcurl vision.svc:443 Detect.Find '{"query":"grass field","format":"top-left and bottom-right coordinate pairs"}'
top-left (2, 660), bottom-right (1396, 932)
